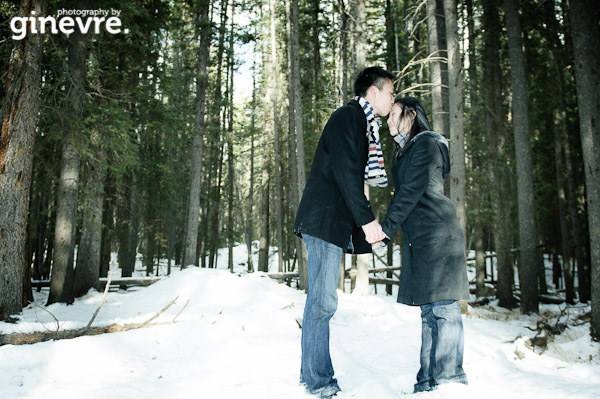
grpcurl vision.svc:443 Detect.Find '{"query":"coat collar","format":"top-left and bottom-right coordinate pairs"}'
top-left (396, 131), bottom-right (451, 178)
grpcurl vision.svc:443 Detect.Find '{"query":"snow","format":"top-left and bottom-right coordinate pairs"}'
top-left (1, 244), bottom-right (599, 399)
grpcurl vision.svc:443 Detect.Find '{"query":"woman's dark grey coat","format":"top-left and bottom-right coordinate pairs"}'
top-left (381, 131), bottom-right (469, 306)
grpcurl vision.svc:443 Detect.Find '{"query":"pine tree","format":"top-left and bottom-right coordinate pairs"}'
top-left (570, 0), bottom-right (600, 339)
top-left (48, 1), bottom-right (89, 305)
top-left (0, 0), bottom-right (47, 319)
top-left (504, 0), bottom-right (539, 314)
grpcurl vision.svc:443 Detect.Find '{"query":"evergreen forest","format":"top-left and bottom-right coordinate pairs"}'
top-left (1, 0), bottom-right (599, 341)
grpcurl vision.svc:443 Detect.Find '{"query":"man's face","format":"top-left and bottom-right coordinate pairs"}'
top-left (370, 80), bottom-right (395, 117)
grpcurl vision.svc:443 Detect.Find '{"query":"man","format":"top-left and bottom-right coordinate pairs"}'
top-left (293, 66), bottom-right (395, 398)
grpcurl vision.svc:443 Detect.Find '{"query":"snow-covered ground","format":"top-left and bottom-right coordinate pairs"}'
top-left (1, 244), bottom-right (599, 399)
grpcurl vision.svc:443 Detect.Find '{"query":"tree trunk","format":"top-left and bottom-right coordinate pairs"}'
top-left (227, 4), bottom-right (235, 273)
top-left (120, 179), bottom-right (139, 277)
top-left (258, 166), bottom-right (270, 273)
top-left (385, 0), bottom-right (395, 72)
top-left (543, 9), bottom-right (577, 301)
top-left (443, 0), bottom-right (467, 238)
top-left (475, 234), bottom-right (486, 297)
top-left (74, 131), bottom-right (107, 297)
top-left (269, 0), bottom-right (284, 274)
top-left (544, 6), bottom-right (590, 302)
top-left (386, 238), bottom-right (394, 295)
top-left (205, 0), bottom-right (229, 270)
top-left (483, 0), bottom-right (516, 309)
top-left (311, 0), bottom-right (322, 125)
top-left (569, 0), bottom-right (600, 339)
top-left (247, 31), bottom-right (258, 273)
top-left (427, 0), bottom-right (446, 134)
top-left (167, 149), bottom-right (176, 274)
top-left (437, 0), bottom-right (449, 139)
top-left (503, 0), bottom-right (538, 314)
top-left (552, 112), bottom-right (575, 303)
top-left (337, 0), bottom-right (348, 104)
top-left (287, 3), bottom-right (300, 278)
top-left (99, 188), bottom-right (112, 278)
top-left (354, 254), bottom-right (370, 295)
top-left (289, 0), bottom-right (307, 289)
top-left (350, 0), bottom-right (366, 72)
top-left (565, 120), bottom-right (588, 302)
top-left (182, 0), bottom-right (211, 268)
top-left (339, 254), bottom-right (346, 292)
top-left (48, 4), bottom-right (89, 305)
top-left (0, 0), bottom-right (47, 319)
top-left (31, 189), bottom-right (49, 281)
top-left (208, 142), bottom-right (225, 269)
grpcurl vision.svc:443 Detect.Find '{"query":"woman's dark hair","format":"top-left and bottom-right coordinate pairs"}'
top-left (395, 97), bottom-right (431, 142)
top-left (353, 66), bottom-right (395, 97)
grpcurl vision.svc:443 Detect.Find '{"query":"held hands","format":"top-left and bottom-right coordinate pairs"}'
top-left (361, 220), bottom-right (386, 244)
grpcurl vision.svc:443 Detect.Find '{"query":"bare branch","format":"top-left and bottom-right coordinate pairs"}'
top-left (86, 271), bottom-right (113, 330)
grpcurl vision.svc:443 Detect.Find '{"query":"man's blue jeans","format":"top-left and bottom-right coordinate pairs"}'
top-left (415, 300), bottom-right (468, 392)
top-left (300, 234), bottom-right (342, 397)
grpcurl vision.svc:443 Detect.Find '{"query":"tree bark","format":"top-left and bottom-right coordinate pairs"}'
top-left (247, 28), bottom-right (258, 273)
top-left (48, 2), bottom-right (89, 305)
top-left (353, 254), bottom-right (370, 295)
top-left (337, 0), bottom-right (348, 104)
top-left (350, 0), bottom-right (366, 73)
top-left (208, 142), bottom-right (225, 269)
top-left (503, 0), bottom-right (538, 314)
top-left (182, 0), bottom-right (211, 268)
top-left (74, 130), bottom-right (107, 297)
top-left (258, 165), bottom-right (270, 273)
top-left (569, 0), bottom-right (600, 339)
top-left (227, 3), bottom-right (235, 273)
top-left (552, 110), bottom-right (575, 303)
top-left (269, 0), bottom-right (284, 274)
top-left (474, 234), bottom-right (486, 297)
top-left (443, 0), bottom-right (467, 238)
top-left (427, 0), bottom-right (446, 134)
top-left (289, 0), bottom-right (307, 289)
top-left (542, 4), bottom-right (576, 301)
top-left (0, 0), bottom-right (47, 319)
top-left (483, 0), bottom-right (516, 309)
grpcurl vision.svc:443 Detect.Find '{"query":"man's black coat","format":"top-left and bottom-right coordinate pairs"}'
top-left (293, 100), bottom-right (374, 254)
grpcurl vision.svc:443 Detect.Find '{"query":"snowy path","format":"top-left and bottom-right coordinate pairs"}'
top-left (1, 267), bottom-right (599, 399)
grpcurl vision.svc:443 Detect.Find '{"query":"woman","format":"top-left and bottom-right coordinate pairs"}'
top-left (377, 97), bottom-right (469, 392)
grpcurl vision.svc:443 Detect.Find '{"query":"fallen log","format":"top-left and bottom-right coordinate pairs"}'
top-left (539, 294), bottom-right (565, 305)
top-left (368, 278), bottom-right (399, 285)
top-left (31, 277), bottom-right (162, 288)
top-left (0, 296), bottom-right (183, 346)
top-left (344, 266), bottom-right (402, 274)
top-left (268, 272), bottom-right (299, 280)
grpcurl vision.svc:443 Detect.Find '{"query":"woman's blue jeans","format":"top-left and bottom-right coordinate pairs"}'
top-left (415, 300), bottom-right (468, 392)
top-left (300, 234), bottom-right (342, 397)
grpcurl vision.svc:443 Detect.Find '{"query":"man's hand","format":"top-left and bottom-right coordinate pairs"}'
top-left (361, 220), bottom-right (386, 244)
top-left (371, 241), bottom-right (382, 250)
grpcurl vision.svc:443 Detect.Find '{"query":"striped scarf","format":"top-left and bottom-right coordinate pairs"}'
top-left (354, 96), bottom-right (388, 187)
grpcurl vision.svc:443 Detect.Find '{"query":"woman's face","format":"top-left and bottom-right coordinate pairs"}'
top-left (388, 103), bottom-right (414, 136)
top-left (387, 103), bottom-right (403, 136)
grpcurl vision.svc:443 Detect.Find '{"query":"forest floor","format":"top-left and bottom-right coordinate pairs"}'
top-left (1, 244), bottom-right (599, 399)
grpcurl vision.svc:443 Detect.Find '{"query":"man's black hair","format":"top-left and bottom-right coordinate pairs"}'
top-left (353, 67), bottom-right (395, 97)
